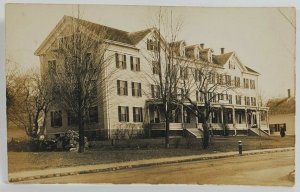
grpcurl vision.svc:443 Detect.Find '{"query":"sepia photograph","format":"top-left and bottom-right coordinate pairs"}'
top-left (5, 2), bottom-right (296, 188)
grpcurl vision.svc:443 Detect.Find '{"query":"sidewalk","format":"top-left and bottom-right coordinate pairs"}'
top-left (8, 147), bottom-right (294, 183)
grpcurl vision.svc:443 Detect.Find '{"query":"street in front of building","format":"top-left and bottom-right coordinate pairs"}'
top-left (21, 150), bottom-right (294, 186)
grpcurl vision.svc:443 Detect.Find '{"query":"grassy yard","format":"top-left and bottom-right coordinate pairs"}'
top-left (8, 136), bottom-right (294, 173)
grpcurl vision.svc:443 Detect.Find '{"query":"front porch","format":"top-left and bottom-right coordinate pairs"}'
top-left (146, 102), bottom-right (269, 136)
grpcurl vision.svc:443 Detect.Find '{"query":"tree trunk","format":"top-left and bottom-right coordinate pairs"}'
top-left (165, 114), bottom-right (170, 148)
top-left (202, 106), bottom-right (210, 149)
top-left (78, 115), bottom-right (85, 153)
top-left (202, 121), bottom-right (209, 149)
top-left (165, 102), bottom-right (170, 148)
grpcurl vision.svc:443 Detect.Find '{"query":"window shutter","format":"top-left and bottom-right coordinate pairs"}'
top-left (138, 83), bottom-right (142, 96)
top-left (131, 82), bottom-right (134, 96)
top-left (152, 62), bottom-right (155, 74)
top-left (140, 108), bottom-right (143, 122)
top-left (147, 39), bottom-right (150, 50)
top-left (58, 111), bottom-right (62, 126)
top-left (130, 56), bottom-right (133, 70)
top-left (117, 80), bottom-right (120, 95)
top-left (123, 55), bottom-right (127, 69)
top-left (125, 81), bottom-right (128, 95)
top-left (151, 85), bottom-right (154, 98)
top-left (51, 112), bottom-right (54, 127)
top-left (126, 107), bottom-right (129, 122)
top-left (118, 106), bottom-right (121, 122)
top-left (133, 107), bottom-right (136, 122)
top-left (158, 85), bottom-right (161, 98)
top-left (137, 58), bottom-right (140, 71)
top-left (196, 91), bottom-right (198, 102)
top-left (115, 53), bottom-right (119, 68)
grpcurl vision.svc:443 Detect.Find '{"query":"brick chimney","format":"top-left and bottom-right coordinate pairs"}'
top-left (200, 43), bottom-right (204, 49)
top-left (288, 89), bottom-right (291, 98)
top-left (221, 48), bottom-right (225, 54)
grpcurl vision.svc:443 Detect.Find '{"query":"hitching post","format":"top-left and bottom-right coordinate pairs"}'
top-left (238, 140), bottom-right (243, 155)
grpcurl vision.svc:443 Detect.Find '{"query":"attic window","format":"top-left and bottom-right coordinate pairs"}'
top-left (180, 43), bottom-right (185, 57)
top-left (147, 39), bottom-right (158, 51)
top-left (208, 50), bottom-right (213, 63)
top-left (195, 51), bottom-right (199, 59)
top-left (229, 61), bottom-right (235, 69)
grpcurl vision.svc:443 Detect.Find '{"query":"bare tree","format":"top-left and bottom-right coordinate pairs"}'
top-left (179, 60), bottom-right (236, 148)
top-left (50, 16), bottom-right (112, 152)
top-left (143, 9), bottom-right (183, 148)
top-left (6, 60), bottom-right (53, 138)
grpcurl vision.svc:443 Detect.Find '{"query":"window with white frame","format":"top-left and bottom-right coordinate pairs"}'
top-left (118, 106), bottom-right (129, 122)
top-left (236, 95), bottom-right (242, 105)
top-left (196, 91), bottom-right (204, 102)
top-left (234, 76), bottom-right (241, 87)
top-left (130, 56), bottom-right (140, 71)
top-left (194, 69), bottom-right (202, 82)
top-left (133, 107), bottom-right (143, 122)
top-left (132, 82), bottom-right (142, 97)
top-left (251, 97), bottom-right (256, 106)
top-left (51, 110), bottom-right (62, 127)
top-left (147, 39), bottom-right (159, 51)
top-left (152, 61), bottom-right (160, 75)
top-left (250, 80), bottom-right (256, 89)
top-left (151, 84), bottom-right (160, 98)
top-left (243, 78), bottom-right (249, 89)
top-left (115, 53), bottom-right (127, 69)
top-left (229, 61), bottom-right (235, 69)
top-left (228, 94), bottom-right (232, 104)
top-left (117, 80), bottom-right (128, 96)
top-left (225, 75), bottom-right (231, 86)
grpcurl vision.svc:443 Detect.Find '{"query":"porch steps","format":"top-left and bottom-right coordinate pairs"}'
top-left (248, 128), bottom-right (270, 137)
top-left (186, 128), bottom-right (203, 139)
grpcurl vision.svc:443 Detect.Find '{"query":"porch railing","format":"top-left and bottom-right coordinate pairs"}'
top-left (150, 123), bottom-right (183, 130)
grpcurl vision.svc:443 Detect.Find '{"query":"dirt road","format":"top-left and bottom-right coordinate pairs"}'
top-left (22, 150), bottom-right (294, 186)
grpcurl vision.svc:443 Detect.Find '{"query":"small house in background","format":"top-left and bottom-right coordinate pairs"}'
top-left (267, 89), bottom-right (295, 136)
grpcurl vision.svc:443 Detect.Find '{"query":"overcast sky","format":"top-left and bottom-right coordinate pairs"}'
top-left (6, 4), bottom-right (295, 100)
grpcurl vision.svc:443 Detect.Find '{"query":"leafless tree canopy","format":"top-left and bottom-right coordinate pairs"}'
top-left (49, 17), bottom-right (112, 152)
top-left (6, 61), bottom-right (53, 138)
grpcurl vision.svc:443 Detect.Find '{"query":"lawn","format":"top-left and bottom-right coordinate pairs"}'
top-left (7, 136), bottom-right (294, 173)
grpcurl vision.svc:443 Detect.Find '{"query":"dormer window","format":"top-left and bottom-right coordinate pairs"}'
top-left (195, 47), bottom-right (200, 59)
top-left (180, 48), bottom-right (185, 57)
top-left (208, 51), bottom-right (213, 63)
top-left (179, 42), bottom-right (185, 57)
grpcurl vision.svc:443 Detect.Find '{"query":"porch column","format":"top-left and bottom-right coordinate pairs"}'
top-left (220, 107), bottom-right (224, 124)
top-left (245, 108), bottom-right (248, 129)
top-left (209, 111), bottom-right (212, 124)
top-left (147, 103), bottom-right (151, 123)
top-left (181, 104), bottom-right (185, 129)
top-left (256, 109), bottom-right (260, 129)
top-left (195, 109), bottom-right (198, 129)
top-left (147, 103), bottom-right (151, 137)
top-left (266, 110), bottom-right (270, 134)
top-left (233, 106), bottom-right (236, 136)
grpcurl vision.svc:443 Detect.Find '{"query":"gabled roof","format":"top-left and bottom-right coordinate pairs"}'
top-left (245, 66), bottom-right (259, 74)
top-left (128, 28), bottom-right (152, 45)
top-left (35, 15), bottom-right (152, 55)
top-left (199, 48), bottom-right (211, 53)
top-left (35, 16), bottom-right (261, 77)
top-left (267, 97), bottom-right (295, 115)
top-left (212, 52), bottom-right (234, 65)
